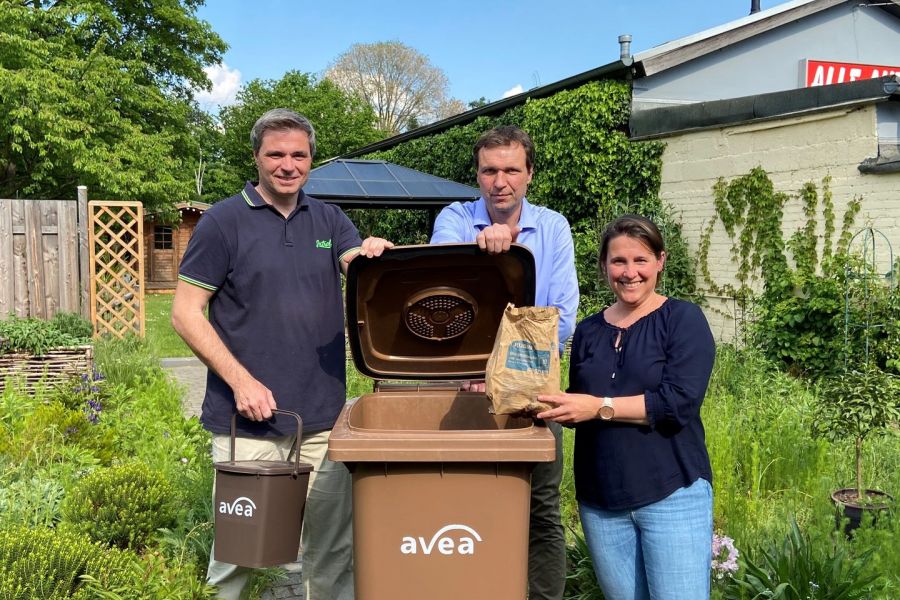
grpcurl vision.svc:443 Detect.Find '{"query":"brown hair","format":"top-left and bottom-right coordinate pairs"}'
top-left (251, 108), bottom-right (317, 158)
top-left (472, 126), bottom-right (535, 171)
top-left (598, 214), bottom-right (665, 271)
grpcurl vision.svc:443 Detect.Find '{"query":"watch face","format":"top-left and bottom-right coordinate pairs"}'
top-left (599, 405), bottom-right (615, 420)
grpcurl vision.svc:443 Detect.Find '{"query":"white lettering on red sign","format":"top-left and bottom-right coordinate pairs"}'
top-left (805, 59), bottom-right (900, 87)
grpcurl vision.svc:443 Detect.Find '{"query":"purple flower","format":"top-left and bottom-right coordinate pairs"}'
top-left (84, 398), bottom-right (102, 424)
top-left (711, 533), bottom-right (739, 578)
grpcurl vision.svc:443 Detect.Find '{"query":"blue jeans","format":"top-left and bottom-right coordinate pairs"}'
top-left (579, 478), bottom-right (713, 600)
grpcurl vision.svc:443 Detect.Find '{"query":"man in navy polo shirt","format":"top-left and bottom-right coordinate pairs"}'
top-left (172, 108), bottom-right (391, 600)
top-left (430, 126), bottom-right (578, 600)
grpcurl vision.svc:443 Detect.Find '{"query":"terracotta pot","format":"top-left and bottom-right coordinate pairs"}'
top-left (831, 488), bottom-right (893, 535)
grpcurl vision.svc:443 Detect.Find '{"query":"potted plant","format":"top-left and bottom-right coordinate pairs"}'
top-left (813, 364), bottom-right (900, 533)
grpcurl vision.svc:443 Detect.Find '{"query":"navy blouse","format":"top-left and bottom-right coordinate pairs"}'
top-left (569, 298), bottom-right (715, 511)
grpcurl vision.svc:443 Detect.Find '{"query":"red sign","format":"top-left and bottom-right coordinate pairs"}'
top-left (805, 59), bottom-right (900, 87)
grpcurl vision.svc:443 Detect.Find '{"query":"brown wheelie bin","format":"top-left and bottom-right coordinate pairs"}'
top-left (329, 244), bottom-right (556, 600)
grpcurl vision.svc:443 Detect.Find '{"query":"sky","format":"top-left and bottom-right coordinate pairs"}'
top-left (194, 0), bottom-right (787, 111)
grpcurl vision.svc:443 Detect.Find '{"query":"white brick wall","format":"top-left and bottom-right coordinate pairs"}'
top-left (659, 105), bottom-right (900, 341)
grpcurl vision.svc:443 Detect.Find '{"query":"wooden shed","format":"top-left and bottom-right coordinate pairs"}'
top-left (143, 201), bottom-right (209, 292)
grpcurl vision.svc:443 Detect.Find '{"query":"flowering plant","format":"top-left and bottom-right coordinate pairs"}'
top-left (711, 533), bottom-right (739, 579)
top-left (51, 369), bottom-right (108, 427)
top-left (78, 370), bottom-right (105, 424)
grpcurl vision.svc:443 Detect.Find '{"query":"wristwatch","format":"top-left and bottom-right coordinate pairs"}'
top-left (597, 396), bottom-right (615, 421)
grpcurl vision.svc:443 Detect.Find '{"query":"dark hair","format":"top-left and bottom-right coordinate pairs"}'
top-left (472, 126), bottom-right (535, 171)
top-left (250, 108), bottom-right (317, 158)
top-left (598, 214), bottom-right (665, 270)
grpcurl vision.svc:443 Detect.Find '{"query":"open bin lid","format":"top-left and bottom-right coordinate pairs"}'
top-left (346, 243), bottom-right (536, 380)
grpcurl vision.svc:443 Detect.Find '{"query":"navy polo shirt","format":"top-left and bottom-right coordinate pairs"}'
top-left (178, 182), bottom-right (362, 437)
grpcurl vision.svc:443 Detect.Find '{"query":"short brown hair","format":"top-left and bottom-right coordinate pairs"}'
top-left (598, 214), bottom-right (665, 270)
top-left (251, 108), bottom-right (317, 158)
top-left (472, 126), bottom-right (535, 171)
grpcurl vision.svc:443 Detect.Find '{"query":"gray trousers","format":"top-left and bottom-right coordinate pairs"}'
top-left (528, 419), bottom-right (566, 600)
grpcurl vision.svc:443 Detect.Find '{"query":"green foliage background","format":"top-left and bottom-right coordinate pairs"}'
top-left (0, 1), bottom-right (226, 210)
top-left (359, 80), bottom-right (695, 315)
top-left (204, 71), bottom-right (383, 202)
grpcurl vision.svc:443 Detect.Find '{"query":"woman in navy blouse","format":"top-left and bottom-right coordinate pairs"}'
top-left (538, 215), bottom-right (716, 600)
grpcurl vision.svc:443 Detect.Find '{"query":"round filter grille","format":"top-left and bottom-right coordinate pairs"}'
top-left (404, 288), bottom-right (477, 341)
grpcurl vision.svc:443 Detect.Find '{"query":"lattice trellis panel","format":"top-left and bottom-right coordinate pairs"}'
top-left (88, 201), bottom-right (145, 338)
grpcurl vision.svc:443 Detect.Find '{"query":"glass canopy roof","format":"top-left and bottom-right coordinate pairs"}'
top-left (304, 159), bottom-right (480, 209)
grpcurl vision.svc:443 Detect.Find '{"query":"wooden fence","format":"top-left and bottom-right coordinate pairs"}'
top-left (0, 187), bottom-right (90, 319)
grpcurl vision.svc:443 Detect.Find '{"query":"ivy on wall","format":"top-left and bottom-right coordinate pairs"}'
top-left (694, 167), bottom-right (900, 376)
top-left (357, 80), bottom-right (694, 317)
top-left (523, 81), bottom-right (663, 225)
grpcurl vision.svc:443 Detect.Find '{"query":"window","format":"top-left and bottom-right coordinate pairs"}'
top-left (154, 226), bottom-right (173, 250)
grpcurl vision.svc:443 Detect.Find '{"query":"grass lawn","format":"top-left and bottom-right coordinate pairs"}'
top-left (144, 293), bottom-right (193, 357)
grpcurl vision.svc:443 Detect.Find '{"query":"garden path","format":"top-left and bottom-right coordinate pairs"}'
top-left (161, 357), bottom-right (305, 600)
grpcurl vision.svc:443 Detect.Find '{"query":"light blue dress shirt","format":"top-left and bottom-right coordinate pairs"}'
top-left (430, 197), bottom-right (579, 347)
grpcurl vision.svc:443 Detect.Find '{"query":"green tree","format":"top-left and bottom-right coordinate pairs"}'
top-left (366, 81), bottom-right (682, 316)
top-left (211, 70), bottom-right (383, 200)
top-left (0, 0), bottom-right (226, 210)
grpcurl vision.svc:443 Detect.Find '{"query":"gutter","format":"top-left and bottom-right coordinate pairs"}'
top-left (629, 75), bottom-right (900, 141)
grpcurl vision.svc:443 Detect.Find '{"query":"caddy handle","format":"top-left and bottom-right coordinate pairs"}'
top-left (229, 409), bottom-right (305, 476)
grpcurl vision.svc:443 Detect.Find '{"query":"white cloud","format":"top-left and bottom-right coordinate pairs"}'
top-left (195, 63), bottom-right (242, 109)
top-left (502, 84), bottom-right (524, 99)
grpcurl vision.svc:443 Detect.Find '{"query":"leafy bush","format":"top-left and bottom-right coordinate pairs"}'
top-left (0, 314), bottom-right (91, 355)
top-left (0, 389), bottom-right (117, 469)
top-left (722, 519), bottom-right (878, 599)
top-left (50, 312), bottom-right (94, 340)
top-left (749, 259), bottom-right (847, 377)
top-left (81, 550), bottom-right (216, 600)
top-left (751, 254), bottom-right (898, 378)
top-left (0, 475), bottom-right (66, 528)
top-left (93, 334), bottom-right (162, 387)
top-left (0, 524), bottom-right (132, 599)
top-left (61, 463), bottom-right (177, 551)
top-left (2, 402), bottom-right (94, 461)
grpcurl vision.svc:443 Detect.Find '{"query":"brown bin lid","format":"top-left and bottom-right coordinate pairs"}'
top-left (214, 460), bottom-right (314, 476)
top-left (346, 243), bottom-right (536, 380)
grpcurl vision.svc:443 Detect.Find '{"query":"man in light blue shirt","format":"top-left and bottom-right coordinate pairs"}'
top-left (430, 125), bottom-right (577, 600)
top-left (431, 193), bottom-right (578, 347)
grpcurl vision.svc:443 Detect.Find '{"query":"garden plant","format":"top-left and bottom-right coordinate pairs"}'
top-left (814, 365), bottom-right (899, 512)
top-left (2, 164), bottom-right (899, 597)
top-left (0, 332), bottom-right (218, 598)
top-left (692, 167), bottom-right (900, 598)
